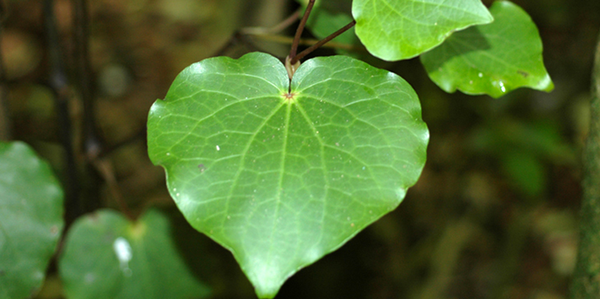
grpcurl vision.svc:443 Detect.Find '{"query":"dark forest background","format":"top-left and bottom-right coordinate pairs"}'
top-left (2, 0), bottom-right (599, 298)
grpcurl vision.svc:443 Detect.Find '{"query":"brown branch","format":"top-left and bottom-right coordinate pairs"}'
top-left (44, 0), bottom-right (81, 221)
top-left (246, 32), bottom-right (361, 51)
top-left (0, 0), bottom-right (10, 140)
top-left (72, 0), bottom-right (102, 160)
top-left (92, 158), bottom-right (135, 220)
top-left (72, 0), bottom-right (105, 213)
top-left (290, 20), bottom-right (356, 65)
top-left (240, 10), bottom-right (300, 36)
top-left (570, 30), bottom-right (600, 299)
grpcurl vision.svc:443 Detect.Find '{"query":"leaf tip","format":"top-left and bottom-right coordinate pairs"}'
top-left (538, 73), bottom-right (555, 93)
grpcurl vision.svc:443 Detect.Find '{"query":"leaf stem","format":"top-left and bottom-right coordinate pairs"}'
top-left (290, 20), bottom-right (356, 65)
top-left (245, 33), bottom-right (360, 51)
top-left (289, 0), bottom-right (315, 60)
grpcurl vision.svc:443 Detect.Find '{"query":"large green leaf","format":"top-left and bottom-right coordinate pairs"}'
top-left (147, 52), bottom-right (428, 298)
top-left (352, 0), bottom-right (493, 61)
top-left (58, 209), bottom-right (211, 299)
top-left (420, 1), bottom-right (554, 98)
top-left (0, 141), bottom-right (64, 299)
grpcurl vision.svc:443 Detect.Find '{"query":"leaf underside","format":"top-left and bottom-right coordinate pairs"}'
top-left (352, 0), bottom-right (493, 61)
top-left (420, 1), bottom-right (554, 97)
top-left (147, 52), bottom-right (428, 298)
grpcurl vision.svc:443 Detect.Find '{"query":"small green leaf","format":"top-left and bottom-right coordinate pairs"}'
top-left (58, 209), bottom-right (211, 299)
top-left (420, 1), bottom-right (554, 98)
top-left (352, 0), bottom-right (493, 61)
top-left (147, 52), bottom-right (428, 298)
top-left (0, 141), bottom-right (64, 299)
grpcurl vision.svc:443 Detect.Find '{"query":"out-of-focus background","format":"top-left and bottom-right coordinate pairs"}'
top-left (3, 0), bottom-right (599, 298)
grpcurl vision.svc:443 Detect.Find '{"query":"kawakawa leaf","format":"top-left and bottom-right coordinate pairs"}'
top-left (420, 1), bottom-right (554, 97)
top-left (147, 52), bottom-right (428, 298)
top-left (0, 141), bottom-right (64, 299)
top-left (352, 0), bottom-right (493, 61)
top-left (58, 209), bottom-right (211, 299)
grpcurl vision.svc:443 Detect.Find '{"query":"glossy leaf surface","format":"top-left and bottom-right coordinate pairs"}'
top-left (353, 0), bottom-right (493, 60)
top-left (420, 1), bottom-right (554, 98)
top-left (0, 141), bottom-right (64, 299)
top-left (58, 209), bottom-right (211, 299)
top-left (147, 52), bottom-right (428, 297)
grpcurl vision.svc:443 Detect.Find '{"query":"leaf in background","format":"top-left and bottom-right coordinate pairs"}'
top-left (147, 52), bottom-right (428, 298)
top-left (307, 8), bottom-right (358, 47)
top-left (469, 117), bottom-right (575, 197)
top-left (501, 150), bottom-right (546, 197)
top-left (296, 0), bottom-right (358, 49)
top-left (58, 209), bottom-right (211, 299)
top-left (0, 141), bottom-right (64, 299)
top-left (420, 1), bottom-right (554, 98)
top-left (352, 0), bottom-right (493, 61)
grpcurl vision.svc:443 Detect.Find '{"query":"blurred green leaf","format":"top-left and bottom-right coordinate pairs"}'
top-left (470, 118), bottom-right (575, 163)
top-left (58, 209), bottom-right (211, 299)
top-left (352, 0), bottom-right (493, 60)
top-left (307, 8), bottom-right (357, 46)
top-left (501, 150), bottom-right (545, 197)
top-left (295, 0), bottom-right (357, 48)
top-left (421, 1), bottom-right (554, 98)
top-left (469, 117), bottom-right (575, 197)
top-left (147, 52), bottom-right (428, 298)
top-left (0, 141), bottom-right (64, 299)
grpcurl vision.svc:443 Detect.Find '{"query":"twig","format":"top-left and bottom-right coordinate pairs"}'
top-left (240, 10), bottom-right (300, 35)
top-left (246, 32), bottom-right (360, 51)
top-left (44, 0), bottom-right (81, 221)
top-left (0, 0), bottom-right (10, 140)
top-left (213, 11), bottom-right (300, 58)
top-left (72, 0), bottom-right (102, 161)
top-left (98, 128), bottom-right (146, 159)
top-left (72, 0), bottom-right (105, 213)
top-left (92, 158), bottom-right (135, 220)
top-left (290, 20), bottom-right (356, 65)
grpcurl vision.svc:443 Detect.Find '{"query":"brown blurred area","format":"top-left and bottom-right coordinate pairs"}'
top-left (1, 0), bottom-right (598, 298)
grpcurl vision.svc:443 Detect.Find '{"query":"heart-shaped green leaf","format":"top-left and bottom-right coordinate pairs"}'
top-left (352, 0), bottom-right (493, 61)
top-left (0, 141), bottom-right (64, 299)
top-left (58, 209), bottom-right (211, 299)
top-left (147, 52), bottom-right (428, 298)
top-left (420, 1), bottom-right (554, 98)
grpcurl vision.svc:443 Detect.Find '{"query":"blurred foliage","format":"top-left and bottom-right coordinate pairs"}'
top-left (0, 141), bottom-right (64, 299)
top-left (0, 0), bottom-right (596, 298)
top-left (58, 209), bottom-right (211, 299)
